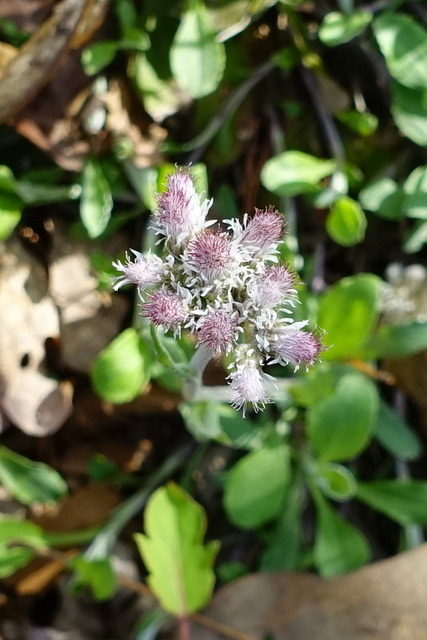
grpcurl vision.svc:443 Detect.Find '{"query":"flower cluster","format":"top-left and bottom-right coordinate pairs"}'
top-left (112, 168), bottom-right (321, 414)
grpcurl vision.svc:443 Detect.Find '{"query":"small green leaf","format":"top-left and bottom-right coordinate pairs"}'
top-left (391, 82), bottom-right (427, 147)
top-left (365, 321), bottom-right (427, 358)
top-left (373, 14), bottom-right (427, 90)
top-left (359, 177), bottom-right (404, 220)
top-left (132, 610), bottom-right (171, 640)
top-left (314, 462), bottom-right (357, 501)
top-left (91, 328), bottom-right (152, 404)
top-left (357, 480), bottom-right (427, 524)
top-left (326, 196), bottom-right (367, 246)
top-left (132, 53), bottom-right (185, 122)
top-left (404, 221), bottom-right (427, 253)
top-left (80, 158), bottom-right (113, 238)
top-left (319, 10), bottom-right (372, 47)
top-left (223, 445), bottom-right (290, 529)
top-left (312, 488), bottom-right (370, 576)
top-left (318, 274), bottom-right (381, 359)
top-left (261, 151), bottom-right (336, 197)
top-left (307, 374), bottom-right (379, 462)
top-left (0, 446), bottom-right (68, 505)
top-left (170, 3), bottom-right (226, 98)
top-left (291, 364), bottom-right (351, 408)
top-left (0, 544), bottom-right (35, 578)
top-left (69, 555), bottom-right (117, 600)
top-left (0, 193), bottom-right (22, 240)
top-left (375, 401), bottom-right (422, 461)
top-left (403, 166), bottom-right (427, 219)
top-left (135, 483), bottom-right (219, 616)
top-left (336, 110), bottom-right (378, 136)
top-left (82, 41), bottom-right (118, 75)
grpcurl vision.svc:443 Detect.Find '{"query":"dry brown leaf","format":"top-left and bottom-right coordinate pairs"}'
top-left (190, 545), bottom-right (427, 640)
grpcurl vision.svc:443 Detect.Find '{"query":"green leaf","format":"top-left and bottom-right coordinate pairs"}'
top-left (170, 3), bottom-right (226, 99)
top-left (365, 321), bottom-right (427, 358)
top-left (135, 483), bottom-right (219, 616)
top-left (132, 53), bottom-right (185, 122)
top-left (307, 374), bottom-right (379, 462)
top-left (326, 196), bottom-right (367, 246)
top-left (314, 462), bottom-right (357, 501)
top-left (319, 10), bottom-right (372, 47)
top-left (357, 480), bottom-right (427, 524)
top-left (318, 274), bottom-right (381, 359)
top-left (82, 41), bottom-right (118, 75)
top-left (403, 165), bottom-right (427, 219)
top-left (223, 445), bottom-right (290, 529)
top-left (312, 489), bottom-right (370, 576)
top-left (359, 177), bottom-right (404, 220)
top-left (260, 477), bottom-right (303, 571)
top-left (0, 544), bottom-right (35, 578)
top-left (261, 151), bottom-right (336, 197)
top-left (80, 158), bottom-right (113, 238)
top-left (0, 193), bottom-right (22, 240)
top-left (373, 14), bottom-right (427, 90)
top-left (375, 401), bottom-right (422, 461)
top-left (291, 364), bottom-right (351, 408)
top-left (391, 82), bottom-right (427, 147)
top-left (404, 221), bottom-right (427, 254)
top-left (132, 610), bottom-right (171, 640)
top-left (0, 446), bottom-right (68, 505)
top-left (91, 328), bottom-right (152, 404)
top-left (69, 555), bottom-right (117, 600)
top-left (336, 110), bottom-right (378, 136)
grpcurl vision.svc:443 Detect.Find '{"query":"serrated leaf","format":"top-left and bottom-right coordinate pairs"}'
top-left (391, 82), bottom-right (427, 147)
top-left (223, 445), bottom-right (290, 529)
top-left (373, 14), bottom-right (427, 90)
top-left (357, 480), bottom-right (427, 524)
top-left (0, 446), bottom-right (68, 505)
top-left (318, 274), bottom-right (381, 360)
top-left (135, 483), bottom-right (219, 616)
top-left (170, 3), bottom-right (225, 99)
top-left (80, 158), bottom-right (113, 238)
top-left (326, 196), bottom-right (367, 246)
top-left (91, 328), bottom-right (152, 404)
top-left (307, 374), bottom-right (379, 462)
top-left (312, 488), bottom-right (370, 576)
top-left (261, 151), bottom-right (336, 197)
top-left (375, 401), bottom-right (422, 461)
top-left (319, 10), bottom-right (372, 47)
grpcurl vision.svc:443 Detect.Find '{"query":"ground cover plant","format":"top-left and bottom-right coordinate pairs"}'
top-left (1, 0), bottom-right (427, 638)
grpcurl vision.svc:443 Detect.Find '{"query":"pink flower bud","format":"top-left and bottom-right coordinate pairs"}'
top-left (186, 231), bottom-right (233, 283)
top-left (143, 287), bottom-right (187, 331)
top-left (197, 309), bottom-right (238, 353)
top-left (250, 265), bottom-right (296, 307)
top-left (241, 207), bottom-right (284, 255)
top-left (269, 326), bottom-right (321, 369)
top-left (112, 251), bottom-right (163, 291)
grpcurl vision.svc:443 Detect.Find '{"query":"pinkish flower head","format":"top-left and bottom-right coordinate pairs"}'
top-left (249, 265), bottom-right (296, 307)
top-left (143, 287), bottom-right (187, 331)
top-left (186, 231), bottom-right (233, 283)
top-left (197, 309), bottom-right (238, 353)
top-left (112, 251), bottom-right (163, 291)
top-left (229, 360), bottom-right (270, 416)
top-left (155, 168), bottom-right (211, 242)
top-left (269, 325), bottom-right (321, 369)
top-left (241, 207), bottom-right (284, 255)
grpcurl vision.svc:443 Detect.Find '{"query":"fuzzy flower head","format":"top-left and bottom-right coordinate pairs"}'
top-left (240, 207), bottom-right (285, 257)
top-left (143, 287), bottom-right (187, 333)
top-left (228, 345), bottom-right (271, 416)
top-left (196, 309), bottom-right (239, 354)
top-left (248, 265), bottom-right (296, 308)
top-left (154, 168), bottom-right (212, 243)
top-left (185, 230), bottom-right (233, 284)
top-left (267, 322), bottom-right (322, 370)
top-left (112, 251), bottom-right (163, 291)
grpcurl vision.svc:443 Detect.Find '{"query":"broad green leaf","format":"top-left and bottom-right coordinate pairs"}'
top-left (359, 177), bottom-right (404, 220)
top-left (0, 446), bottom-right (68, 505)
top-left (0, 193), bottom-right (22, 240)
top-left (260, 477), bottom-right (303, 571)
top-left (261, 151), bottom-right (336, 197)
top-left (373, 14), bottom-right (427, 90)
top-left (80, 158), bottom-right (113, 238)
top-left (357, 480), bottom-right (427, 524)
top-left (336, 110), bottom-right (378, 136)
top-left (91, 328), bottom-right (152, 403)
top-left (81, 41), bottom-right (118, 75)
top-left (291, 364), bottom-right (351, 408)
top-left (319, 10), bottom-right (372, 47)
top-left (69, 556), bottom-right (117, 600)
top-left (391, 82), bottom-right (427, 147)
top-left (317, 274), bottom-right (381, 359)
top-left (132, 53), bottom-right (185, 122)
top-left (170, 3), bottom-right (226, 99)
top-left (375, 401), bottom-right (422, 461)
top-left (314, 462), bottom-right (357, 501)
top-left (365, 321), bottom-right (427, 358)
top-left (307, 374), bottom-right (379, 462)
top-left (312, 488), bottom-right (370, 576)
top-left (326, 196), bottom-right (367, 246)
top-left (403, 166), bottom-right (427, 219)
top-left (0, 545), bottom-right (35, 578)
top-left (223, 445), bottom-right (290, 529)
top-left (0, 165), bottom-right (18, 191)
top-left (135, 483), bottom-right (219, 616)
top-left (404, 221), bottom-right (427, 254)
